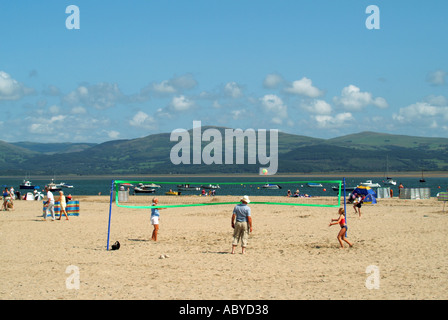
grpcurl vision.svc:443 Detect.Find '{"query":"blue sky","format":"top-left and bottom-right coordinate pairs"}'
top-left (1, 0), bottom-right (447, 143)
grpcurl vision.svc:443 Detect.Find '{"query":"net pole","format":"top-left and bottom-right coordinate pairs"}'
top-left (106, 179), bottom-right (114, 251)
top-left (343, 177), bottom-right (347, 237)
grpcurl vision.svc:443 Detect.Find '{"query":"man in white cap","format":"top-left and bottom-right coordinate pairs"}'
top-left (231, 195), bottom-right (253, 254)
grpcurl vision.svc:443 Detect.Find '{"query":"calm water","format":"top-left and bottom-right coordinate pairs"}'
top-left (2, 176), bottom-right (447, 197)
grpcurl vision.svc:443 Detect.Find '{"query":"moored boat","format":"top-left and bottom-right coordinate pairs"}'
top-left (332, 185), bottom-right (356, 192)
top-left (134, 187), bottom-right (156, 194)
top-left (56, 182), bottom-right (74, 188)
top-left (19, 180), bottom-right (35, 190)
top-left (383, 178), bottom-right (396, 186)
top-left (47, 179), bottom-right (61, 192)
top-left (359, 180), bottom-right (381, 188)
top-left (307, 183), bottom-right (323, 187)
top-left (201, 184), bottom-right (220, 189)
top-left (177, 184), bottom-right (201, 191)
top-left (262, 183), bottom-right (282, 189)
top-left (138, 183), bottom-right (161, 188)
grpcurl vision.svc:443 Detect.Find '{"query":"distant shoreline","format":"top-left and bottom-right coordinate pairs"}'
top-left (1, 171), bottom-right (446, 180)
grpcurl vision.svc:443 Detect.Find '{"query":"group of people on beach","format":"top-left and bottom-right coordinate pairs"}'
top-left (42, 187), bottom-right (70, 221)
top-left (149, 193), bottom-right (352, 253)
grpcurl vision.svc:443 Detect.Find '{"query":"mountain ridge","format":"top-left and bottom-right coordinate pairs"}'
top-left (1, 129), bottom-right (447, 175)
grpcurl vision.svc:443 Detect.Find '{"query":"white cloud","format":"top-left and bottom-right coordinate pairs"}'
top-left (169, 74), bottom-right (198, 90)
top-left (231, 109), bottom-right (247, 120)
top-left (213, 100), bottom-right (222, 109)
top-left (263, 73), bottom-right (284, 89)
top-left (106, 130), bottom-right (120, 139)
top-left (129, 111), bottom-right (156, 129)
top-left (171, 95), bottom-right (194, 111)
top-left (314, 112), bottom-right (354, 128)
top-left (141, 74), bottom-right (198, 97)
top-left (424, 95), bottom-right (448, 106)
top-left (28, 113), bottom-right (67, 135)
top-left (393, 102), bottom-right (448, 123)
top-left (333, 85), bottom-right (388, 110)
top-left (152, 80), bottom-right (176, 94)
top-left (426, 70), bottom-right (447, 86)
top-left (260, 94), bottom-right (288, 123)
top-left (0, 71), bottom-right (34, 100)
top-left (284, 77), bottom-right (323, 98)
top-left (49, 105), bottom-right (60, 113)
top-left (63, 83), bottom-right (124, 110)
top-left (224, 81), bottom-right (243, 98)
top-left (71, 106), bottom-right (87, 114)
top-left (301, 99), bottom-right (332, 115)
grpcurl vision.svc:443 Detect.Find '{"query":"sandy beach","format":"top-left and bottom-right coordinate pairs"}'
top-left (1, 194), bottom-right (447, 300)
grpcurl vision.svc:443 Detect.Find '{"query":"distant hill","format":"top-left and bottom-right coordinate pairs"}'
top-left (0, 140), bottom-right (38, 169)
top-left (11, 142), bottom-right (97, 154)
top-left (1, 129), bottom-right (447, 175)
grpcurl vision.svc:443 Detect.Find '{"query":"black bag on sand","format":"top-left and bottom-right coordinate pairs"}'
top-left (111, 241), bottom-right (120, 250)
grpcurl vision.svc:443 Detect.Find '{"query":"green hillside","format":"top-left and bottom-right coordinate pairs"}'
top-left (1, 129), bottom-right (447, 175)
top-left (12, 142), bottom-right (97, 154)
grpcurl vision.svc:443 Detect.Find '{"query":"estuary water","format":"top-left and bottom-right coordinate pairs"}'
top-left (2, 176), bottom-right (447, 197)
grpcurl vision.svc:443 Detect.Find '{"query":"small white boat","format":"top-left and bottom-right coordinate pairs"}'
top-left (360, 180), bottom-right (381, 188)
top-left (307, 183), bottom-right (323, 187)
top-left (201, 184), bottom-right (220, 189)
top-left (332, 185), bottom-right (356, 192)
top-left (137, 183), bottom-right (161, 188)
top-left (262, 184), bottom-right (282, 189)
top-left (134, 187), bottom-right (156, 194)
top-left (57, 182), bottom-right (74, 188)
top-left (47, 179), bottom-right (61, 192)
top-left (19, 180), bottom-right (35, 189)
top-left (177, 184), bottom-right (201, 191)
top-left (383, 178), bottom-right (396, 186)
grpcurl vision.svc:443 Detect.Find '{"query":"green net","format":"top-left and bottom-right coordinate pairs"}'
top-left (113, 179), bottom-right (343, 209)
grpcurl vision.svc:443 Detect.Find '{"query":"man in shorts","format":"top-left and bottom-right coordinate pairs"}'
top-left (231, 195), bottom-right (253, 254)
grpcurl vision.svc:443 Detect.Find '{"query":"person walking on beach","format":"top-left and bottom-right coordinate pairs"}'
top-left (57, 190), bottom-right (69, 220)
top-left (329, 208), bottom-right (353, 249)
top-left (231, 195), bottom-right (253, 254)
top-left (150, 197), bottom-right (166, 241)
top-left (353, 194), bottom-right (364, 218)
top-left (43, 186), bottom-right (55, 221)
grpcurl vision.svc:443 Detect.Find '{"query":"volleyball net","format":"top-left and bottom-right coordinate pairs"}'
top-left (112, 179), bottom-right (345, 208)
top-left (106, 178), bottom-right (347, 250)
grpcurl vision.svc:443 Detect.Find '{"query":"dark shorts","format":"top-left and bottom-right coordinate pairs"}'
top-left (355, 203), bottom-right (362, 208)
top-left (341, 225), bottom-right (347, 231)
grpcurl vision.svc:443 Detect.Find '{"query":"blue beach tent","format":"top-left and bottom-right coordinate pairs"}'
top-left (352, 186), bottom-right (377, 204)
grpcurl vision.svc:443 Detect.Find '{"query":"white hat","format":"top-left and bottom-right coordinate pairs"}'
top-left (240, 195), bottom-right (251, 203)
